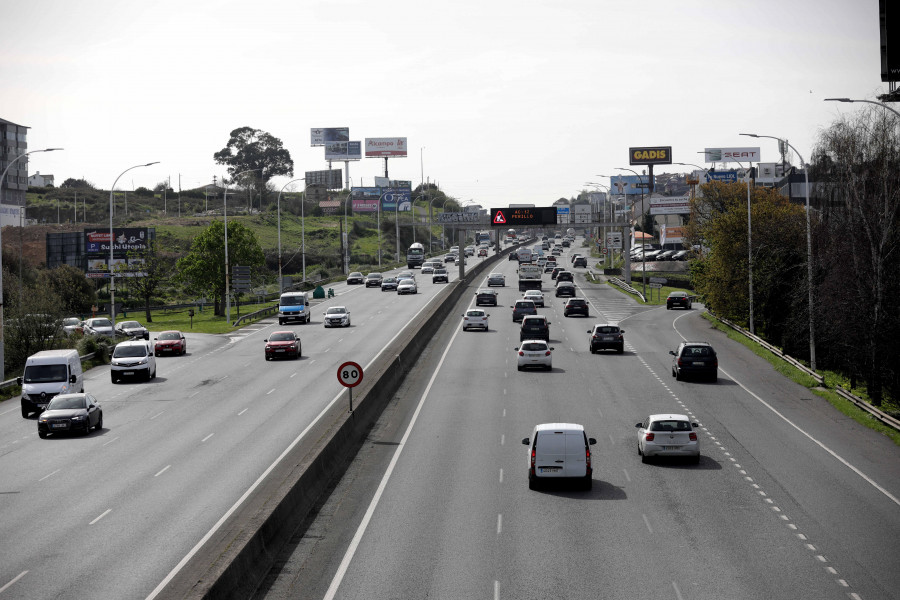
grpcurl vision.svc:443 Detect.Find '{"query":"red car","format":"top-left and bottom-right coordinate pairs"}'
top-left (265, 331), bottom-right (301, 360)
top-left (154, 330), bottom-right (187, 356)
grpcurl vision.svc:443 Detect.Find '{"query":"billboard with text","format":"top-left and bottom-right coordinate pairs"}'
top-left (365, 137), bottom-right (408, 157)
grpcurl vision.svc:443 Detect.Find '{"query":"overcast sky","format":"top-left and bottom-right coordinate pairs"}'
top-left (2, 0), bottom-right (885, 208)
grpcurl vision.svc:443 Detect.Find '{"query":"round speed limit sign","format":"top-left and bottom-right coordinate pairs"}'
top-left (337, 361), bottom-right (363, 388)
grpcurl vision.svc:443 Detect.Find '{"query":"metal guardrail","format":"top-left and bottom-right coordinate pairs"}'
top-left (231, 304), bottom-right (279, 327)
top-left (607, 277), bottom-right (646, 303)
top-left (834, 386), bottom-right (900, 431)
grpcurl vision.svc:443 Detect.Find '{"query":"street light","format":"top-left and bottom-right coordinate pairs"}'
top-left (616, 167), bottom-right (648, 295)
top-left (0, 147), bottom-right (63, 380)
top-left (277, 178), bottom-right (304, 292)
top-left (824, 98), bottom-right (900, 118)
top-left (676, 160), bottom-right (757, 334)
top-left (109, 161), bottom-right (158, 331)
top-left (223, 168), bottom-right (260, 326)
top-left (740, 132), bottom-right (816, 371)
top-left (428, 196), bottom-right (442, 254)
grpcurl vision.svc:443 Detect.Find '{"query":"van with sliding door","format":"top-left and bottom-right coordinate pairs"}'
top-left (522, 423), bottom-right (597, 490)
top-left (18, 349), bottom-right (84, 418)
top-left (278, 291), bottom-right (311, 325)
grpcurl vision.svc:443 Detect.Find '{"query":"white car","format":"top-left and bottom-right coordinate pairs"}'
top-left (323, 306), bottom-right (351, 327)
top-left (110, 340), bottom-right (156, 383)
top-left (522, 423), bottom-right (597, 490)
top-left (397, 278), bottom-right (418, 295)
top-left (516, 339), bottom-right (554, 371)
top-left (522, 290), bottom-right (545, 307)
top-left (62, 317), bottom-right (82, 335)
top-left (421, 262), bottom-right (436, 274)
top-left (82, 317), bottom-right (114, 336)
top-left (636, 414), bottom-right (700, 464)
top-left (462, 308), bottom-right (489, 331)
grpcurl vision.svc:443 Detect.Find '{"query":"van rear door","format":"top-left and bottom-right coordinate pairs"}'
top-left (564, 432), bottom-right (588, 477)
top-left (534, 431), bottom-right (568, 478)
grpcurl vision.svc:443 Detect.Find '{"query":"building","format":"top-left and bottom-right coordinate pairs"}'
top-left (0, 117), bottom-right (29, 226)
top-left (27, 171), bottom-right (54, 187)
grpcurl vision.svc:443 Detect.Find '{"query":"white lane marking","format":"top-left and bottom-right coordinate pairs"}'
top-left (39, 469), bottom-right (61, 482)
top-left (148, 288), bottom-right (449, 600)
top-left (499, 469), bottom-right (504, 483)
top-left (150, 411), bottom-right (165, 420)
top-left (642, 514), bottom-right (653, 533)
top-left (673, 581), bottom-right (685, 600)
top-left (103, 436), bottom-right (120, 447)
top-left (496, 514), bottom-right (502, 535)
top-left (0, 571), bottom-right (28, 594)
top-left (500, 434), bottom-right (505, 446)
top-left (494, 580), bottom-right (500, 600)
top-left (623, 469), bottom-right (631, 482)
top-left (90, 509), bottom-right (112, 525)
top-left (0, 406), bottom-right (20, 417)
top-left (290, 372), bottom-right (298, 378)
top-left (672, 312), bottom-right (900, 508)
top-left (189, 391), bottom-right (200, 398)
top-left (201, 433), bottom-right (214, 443)
top-left (238, 408), bottom-right (248, 416)
top-left (266, 389), bottom-right (275, 395)
top-left (321, 300), bottom-right (467, 600)
top-left (155, 465), bottom-right (171, 477)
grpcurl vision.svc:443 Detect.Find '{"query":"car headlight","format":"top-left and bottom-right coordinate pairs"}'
top-left (136, 357), bottom-right (148, 365)
top-left (39, 416), bottom-right (49, 423)
top-left (70, 415), bottom-right (85, 421)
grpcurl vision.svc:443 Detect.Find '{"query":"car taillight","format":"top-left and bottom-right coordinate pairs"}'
top-left (585, 446), bottom-right (591, 469)
top-left (689, 432), bottom-right (697, 441)
top-left (645, 432), bottom-right (655, 441)
top-left (518, 351), bottom-right (524, 356)
top-left (531, 447), bottom-right (536, 473)
top-left (678, 358), bottom-right (685, 367)
top-left (545, 351), bottom-right (551, 356)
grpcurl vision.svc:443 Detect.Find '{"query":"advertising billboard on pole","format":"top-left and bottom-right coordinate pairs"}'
top-left (351, 187), bottom-right (381, 212)
top-left (365, 137), bottom-right (408, 157)
top-left (311, 127), bottom-right (349, 146)
top-left (703, 147), bottom-right (761, 163)
top-left (629, 146), bottom-right (672, 165)
top-left (325, 141), bottom-right (362, 160)
top-left (611, 175), bottom-right (650, 196)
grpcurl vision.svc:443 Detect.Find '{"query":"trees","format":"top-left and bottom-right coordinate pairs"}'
top-left (811, 106), bottom-right (900, 404)
top-left (39, 265), bottom-right (96, 316)
top-left (174, 221), bottom-right (265, 317)
top-left (122, 243), bottom-right (172, 323)
top-left (213, 127), bottom-right (294, 209)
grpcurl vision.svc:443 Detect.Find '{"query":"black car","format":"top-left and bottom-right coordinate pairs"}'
top-left (555, 282), bottom-right (576, 297)
top-left (37, 393), bottom-right (102, 438)
top-left (511, 300), bottom-right (538, 322)
top-left (365, 273), bottom-right (384, 287)
top-left (588, 324), bottom-right (624, 353)
top-left (573, 256), bottom-right (587, 268)
top-left (666, 291), bottom-right (692, 310)
top-left (519, 315), bottom-right (550, 342)
top-left (670, 341), bottom-right (718, 382)
top-left (487, 273), bottom-right (506, 286)
top-left (346, 272), bottom-right (364, 285)
top-left (432, 268), bottom-right (449, 283)
top-left (563, 298), bottom-right (589, 317)
top-left (551, 267), bottom-right (564, 280)
top-left (381, 276), bottom-right (400, 291)
top-left (556, 271), bottom-right (574, 284)
top-left (476, 288), bottom-right (499, 306)
top-left (509, 252), bottom-right (517, 261)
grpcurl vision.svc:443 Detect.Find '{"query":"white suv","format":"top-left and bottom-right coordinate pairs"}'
top-left (110, 340), bottom-right (157, 383)
top-left (522, 423), bottom-right (597, 490)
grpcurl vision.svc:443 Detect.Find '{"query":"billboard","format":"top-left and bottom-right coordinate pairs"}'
top-left (704, 147), bottom-right (761, 163)
top-left (629, 146), bottom-right (672, 165)
top-left (324, 141), bottom-right (362, 161)
top-left (85, 228), bottom-right (150, 256)
top-left (351, 187), bottom-right (382, 212)
top-left (311, 127), bottom-right (349, 146)
top-left (882, 1), bottom-right (899, 82)
top-left (649, 194), bottom-right (691, 215)
top-left (611, 175), bottom-right (650, 196)
top-left (305, 169), bottom-right (344, 189)
top-left (365, 137), bottom-right (408, 157)
top-left (381, 187), bottom-right (411, 212)
top-left (0, 204), bottom-right (22, 228)
top-left (660, 225), bottom-right (685, 246)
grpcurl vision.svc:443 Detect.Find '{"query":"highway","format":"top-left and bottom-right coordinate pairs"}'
top-left (0, 258), bottom-right (471, 600)
top-left (257, 240), bottom-right (900, 600)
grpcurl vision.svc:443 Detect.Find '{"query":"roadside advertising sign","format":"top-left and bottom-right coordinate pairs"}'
top-left (629, 146), bottom-right (672, 165)
top-left (325, 141), bottom-right (362, 160)
top-left (704, 147), bottom-right (761, 163)
top-left (324, 128), bottom-right (350, 143)
top-left (649, 194), bottom-right (691, 215)
top-left (381, 187), bottom-right (411, 212)
top-left (365, 137), bottom-right (408, 157)
top-left (611, 175), bottom-right (650, 196)
top-left (350, 187), bottom-right (381, 212)
top-left (85, 228), bottom-right (150, 256)
top-left (660, 226), bottom-right (685, 246)
top-left (438, 212), bottom-right (482, 223)
top-left (311, 128), bottom-right (325, 146)
top-left (304, 169), bottom-right (344, 189)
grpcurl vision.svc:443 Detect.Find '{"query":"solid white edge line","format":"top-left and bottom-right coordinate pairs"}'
top-left (90, 509), bottom-right (112, 525)
top-left (0, 571), bottom-right (28, 594)
top-left (322, 296), bottom-right (468, 600)
top-left (145, 282), bottom-right (450, 600)
top-left (671, 312), bottom-right (900, 508)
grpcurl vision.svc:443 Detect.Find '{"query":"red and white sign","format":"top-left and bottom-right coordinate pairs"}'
top-left (337, 362), bottom-right (363, 388)
top-left (493, 211), bottom-right (507, 224)
top-left (365, 137), bottom-right (408, 157)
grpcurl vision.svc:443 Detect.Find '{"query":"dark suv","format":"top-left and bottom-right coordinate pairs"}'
top-left (520, 315), bottom-right (551, 342)
top-left (511, 300), bottom-right (538, 322)
top-left (588, 324), bottom-right (624, 353)
top-left (556, 271), bottom-right (574, 284)
top-left (666, 291), bottom-right (692, 310)
top-left (670, 341), bottom-right (718, 382)
top-left (563, 298), bottom-right (589, 317)
top-left (476, 288), bottom-right (499, 306)
top-left (573, 256), bottom-right (587, 268)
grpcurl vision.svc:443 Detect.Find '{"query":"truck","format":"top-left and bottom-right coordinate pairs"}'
top-left (516, 247), bottom-right (533, 263)
top-left (407, 242), bottom-right (425, 268)
top-left (518, 263), bottom-right (543, 292)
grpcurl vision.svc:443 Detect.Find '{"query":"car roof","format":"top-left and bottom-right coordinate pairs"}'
top-left (116, 340), bottom-right (150, 347)
top-left (270, 330), bottom-right (296, 336)
top-left (648, 413), bottom-right (691, 422)
top-left (534, 422), bottom-right (584, 432)
top-left (681, 341), bottom-right (712, 347)
top-left (668, 291), bottom-right (688, 296)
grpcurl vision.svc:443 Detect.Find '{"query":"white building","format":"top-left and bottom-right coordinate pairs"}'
top-left (28, 171), bottom-right (54, 187)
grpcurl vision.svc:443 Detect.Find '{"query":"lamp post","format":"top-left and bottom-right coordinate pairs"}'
top-left (740, 133), bottom-right (816, 371)
top-left (616, 167), bottom-right (647, 295)
top-left (428, 196), bottom-right (441, 254)
top-left (109, 161), bottom-right (158, 331)
top-left (223, 168), bottom-right (260, 326)
top-left (277, 178), bottom-right (304, 292)
top-left (0, 147), bottom-right (63, 381)
top-left (824, 97), bottom-right (900, 118)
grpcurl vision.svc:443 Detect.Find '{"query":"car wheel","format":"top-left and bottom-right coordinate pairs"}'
top-left (618, 345), bottom-right (624, 353)
top-left (298, 345), bottom-right (302, 357)
top-left (517, 365), bottom-right (523, 371)
top-left (667, 305), bottom-right (671, 310)
top-left (96, 412), bottom-right (103, 431)
top-left (155, 352), bottom-right (161, 357)
top-left (151, 367), bottom-right (156, 379)
top-left (39, 430), bottom-right (47, 439)
top-left (675, 369), bottom-right (682, 381)
top-left (279, 319), bottom-right (284, 325)
top-left (266, 356), bottom-right (271, 361)
top-left (111, 374), bottom-right (117, 384)
top-left (21, 405), bottom-right (30, 418)
top-left (528, 474), bottom-right (538, 490)
top-left (582, 476), bottom-right (592, 491)
top-left (692, 454), bottom-right (701, 465)
top-left (709, 373), bottom-right (717, 383)
top-left (641, 453), bottom-right (650, 464)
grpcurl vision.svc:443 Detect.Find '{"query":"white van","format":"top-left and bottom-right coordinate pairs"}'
top-left (278, 291), bottom-right (311, 325)
top-left (18, 349), bottom-right (84, 418)
top-left (522, 423), bottom-right (597, 490)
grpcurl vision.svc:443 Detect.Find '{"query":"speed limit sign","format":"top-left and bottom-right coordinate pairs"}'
top-left (337, 361), bottom-right (363, 388)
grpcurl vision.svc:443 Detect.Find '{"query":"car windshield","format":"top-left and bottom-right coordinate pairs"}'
top-left (515, 302), bottom-right (535, 309)
top-left (63, 318), bottom-right (80, 326)
top-left (113, 345), bottom-right (148, 358)
top-left (383, 277), bottom-right (397, 283)
top-left (595, 326), bottom-right (619, 334)
top-left (683, 346), bottom-right (712, 357)
top-left (349, 272), bottom-right (362, 277)
top-left (478, 289), bottom-right (494, 294)
top-left (269, 333), bottom-right (295, 342)
top-left (280, 296), bottom-right (305, 306)
top-left (670, 292), bottom-right (688, 298)
top-left (399, 279), bottom-right (414, 284)
top-left (367, 273), bottom-right (381, 278)
top-left (434, 269), bottom-right (446, 274)
top-left (523, 319), bottom-right (545, 328)
top-left (326, 308), bottom-right (347, 315)
top-left (119, 321), bottom-right (140, 329)
top-left (568, 300), bottom-right (586, 305)
top-left (90, 319), bottom-right (112, 328)
top-left (650, 420), bottom-right (692, 432)
top-left (23, 364), bottom-right (68, 383)
top-left (521, 342), bottom-right (547, 351)
top-left (159, 332), bottom-right (181, 340)
top-left (47, 396), bottom-right (87, 410)
top-left (467, 310), bottom-right (485, 317)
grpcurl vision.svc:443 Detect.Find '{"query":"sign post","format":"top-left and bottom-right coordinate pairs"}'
top-left (337, 361), bottom-right (363, 412)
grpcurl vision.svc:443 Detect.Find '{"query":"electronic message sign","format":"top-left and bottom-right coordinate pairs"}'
top-left (490, 207), bottom-right (557, 226)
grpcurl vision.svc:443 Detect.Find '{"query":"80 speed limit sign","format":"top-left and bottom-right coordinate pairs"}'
top-left (337, 361), bottom-right (363, 388)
